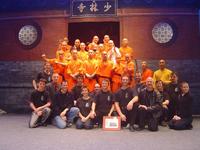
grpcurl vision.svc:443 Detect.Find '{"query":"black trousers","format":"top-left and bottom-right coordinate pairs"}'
top-left (138, 107), bottom-right (158, 131)
top-left (159, 107), bottom-right (169, 123)
top-left (168, 117), bottom-right (193, 130)
top-left (168, 101), bottom-right (176, 121)
top-left (121, 103), bottom-right (138, 127)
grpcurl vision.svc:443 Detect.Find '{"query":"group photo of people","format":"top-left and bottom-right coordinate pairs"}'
top-left (29, 35), bottom-right (193, 132)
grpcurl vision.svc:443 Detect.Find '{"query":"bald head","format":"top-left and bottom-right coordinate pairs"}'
top-left (142, 61), bottom-right (147, 70)
top-left (159, 59), bottom-right (166, 70)
top-left (102, 51), bottom-right (108, 61)
top-left (93, 35), bottom-right (99, 43)
top-left (146, 77), bottom-right (154, 91)
top-left (122, 38), bottom-right (129, 47)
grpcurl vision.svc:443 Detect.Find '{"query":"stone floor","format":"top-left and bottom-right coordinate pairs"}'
top-left (0, 114), bottom-right (200, 150)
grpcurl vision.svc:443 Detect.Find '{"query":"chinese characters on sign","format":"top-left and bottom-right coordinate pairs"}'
top-left (71, 0), bottom-right (117, 17)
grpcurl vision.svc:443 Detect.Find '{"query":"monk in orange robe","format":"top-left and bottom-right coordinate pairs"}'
top-left (92, 43), bottom-right (104, 61)
top-left (84, 50), bottom-right (98, 92)
top-left (88, 35), bottom-right (99, 50)
top-left (78, 42), bottom-right (88, 61)
top-left (71, 39), bottom-right (81, 51)
top-left (141, 61), bottom-right (153, 83)
top-left (56, 38), bottom-right (72, 61)
top-left (103, 35), bottom-right (110, 52)
top-left (124, 54), bottom-right (135, 87)
top-left (64, 49), bottom-right (84, 91)
top-left (119, 38), bottom-right (133, 63)
top-left (42, 51), bottom-right (67, 84)
top-left (111, 56), bottom-right (125, 92)
top-left (96, 51), bottom-right (114, 88)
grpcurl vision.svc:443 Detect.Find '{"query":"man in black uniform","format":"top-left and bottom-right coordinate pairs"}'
top-left (89, 83), bottom-right (101, 99)
top-left (155, 80), bottom-right (170, 126)
top-left (91, 79), bottom-right (115, 126)
top-left (166, 72), bottom-right (179, 120)
top-left (134, 72), bottom-right (145, 94)
top-left (32, 62), bottom-right (52, 90)
top-left (29, 79), bottom-right (51, 128)
top-left (168, 82), bottom-right (193, 130)
top-left (137, 77), bottom-right (162, 131)
top-left (114, 75), bottom-right (139, 132)
top-left (46, 73), bottom-right (61, 101)
top-left (71, 74), bottom-right (85, 105)
top-left (52, 81), bottom-right (79, 129)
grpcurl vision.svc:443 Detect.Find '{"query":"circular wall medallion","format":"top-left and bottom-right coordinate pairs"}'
top-left (152, 22), bottom-right (174, 44)
top-left (18, 25), bottom-right (38, 46)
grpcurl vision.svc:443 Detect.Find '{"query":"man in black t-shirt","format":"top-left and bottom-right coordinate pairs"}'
top-left (134, 72), bottom-right (145, 94)
top-left (76, 86), bottom-right (94, 129)
top-left (71, 74), bottom-right (84, 105)
top-left (32, 62), bottom-right (52, 90)
top-left (91, 79), bottom-right (115, 126)
top-left (29, 79), bottom-right (51, 128)
top-left (89, 83), bottom-right (101, 99)
top-left (52, 81), bottom-right (79, 129)
top-left (166, 72), bottom-right (179, 120)
top-left (114, 75), bottom-right (139, 132)
top-left (46, 73), bottom-right (61, 102)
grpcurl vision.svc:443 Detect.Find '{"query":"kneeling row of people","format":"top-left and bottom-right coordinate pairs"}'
top-left (29, 75), bottom-right (193, 131)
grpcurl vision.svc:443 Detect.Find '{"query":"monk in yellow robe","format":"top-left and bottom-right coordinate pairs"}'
top-left (153, 59), bottom-right (172, 86)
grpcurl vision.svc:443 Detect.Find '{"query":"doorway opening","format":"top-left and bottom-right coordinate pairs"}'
top-left (68, 22), bottom-right (120, 47)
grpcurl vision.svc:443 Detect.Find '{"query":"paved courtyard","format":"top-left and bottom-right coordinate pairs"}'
top-left (0, 114), bottom-right (200, 150)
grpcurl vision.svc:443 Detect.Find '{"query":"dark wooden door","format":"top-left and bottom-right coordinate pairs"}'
top-left (68, 22), bottom-right (120, 47)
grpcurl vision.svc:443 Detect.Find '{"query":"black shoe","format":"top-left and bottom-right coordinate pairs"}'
top-left (129, 125), bottom-right (135, 132)
top-left (42, 123), bottom-right (48, 127)
top-left (160, 121), bottom-right (168, 127)
top-left (135, 126), bottom-right (144, 131)
top-left (187, 124), bottom-right (193, 130)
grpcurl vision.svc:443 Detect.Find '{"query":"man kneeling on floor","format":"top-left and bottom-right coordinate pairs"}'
top-left (76, 86), bottom-right (94, 129)
top-left (114, 75), bottom-right (139, 132)
top-left (52, 81), bottom-right (79, 129)
top-left (29, 79), bottom-right (51, 128)
top-left (137, 77), bottom-right (162, 131)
